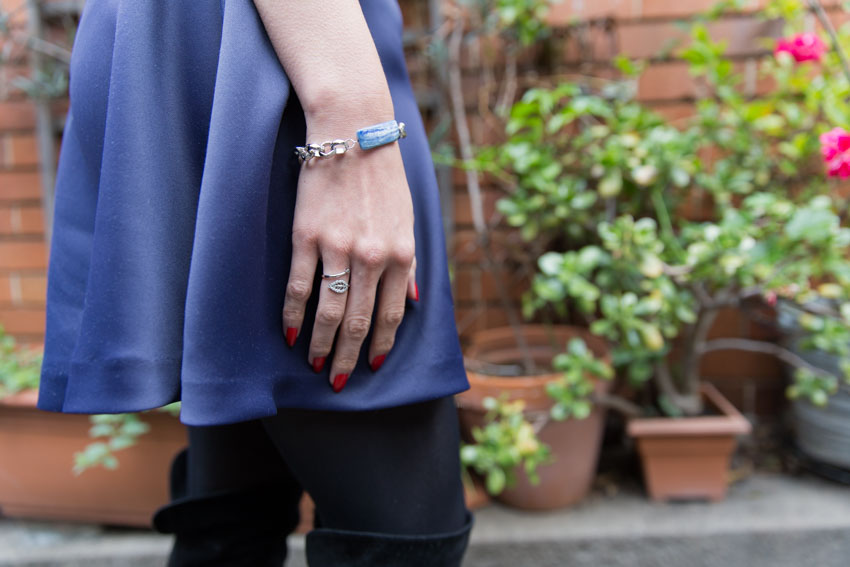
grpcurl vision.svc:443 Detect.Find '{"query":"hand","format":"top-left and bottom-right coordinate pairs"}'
top-left (282, 135), bottom-right (417, 393)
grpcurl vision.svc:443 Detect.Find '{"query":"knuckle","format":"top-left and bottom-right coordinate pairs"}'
top-left (381, 308), bottom-right (405, 328)
top-left (311, 339), bottom-right (333, 355)
top-left (320, 232), bottom-right (352, 256)
top-left (390, 243), bottom-right (415, 267)
top-left (344, 316), bottom-right (371, 340)
top-left (333, 357), bottom-right (357, 372)
top-left (316, 305), bottom-right (345, 326)
top-left (372, 337), bottom-right (395, 354)
top-left (292, 228), bottom-right (318, 248)
top-left (354, 243), bottom-right (387, 269)
top-left (286, 279), bottom-right (312, 303)
top-left (282, 306), bottom-right (302, 322)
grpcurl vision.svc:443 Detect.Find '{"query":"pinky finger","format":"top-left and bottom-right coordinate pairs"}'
top-left (407, 256), bottom-right (418, 302)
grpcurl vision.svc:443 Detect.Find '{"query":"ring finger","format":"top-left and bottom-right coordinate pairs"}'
top-left (308, 251), bottom-right (351, 376)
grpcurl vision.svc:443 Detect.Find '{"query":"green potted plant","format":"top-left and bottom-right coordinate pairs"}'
top-left (433, 0), bottom-right (626, 510)
top-left (458, 327), bottom-right (613, 509)
top-left (0, 326), bottom-right (186, 526)
top-left (479, 0), bottom-right (850, 500)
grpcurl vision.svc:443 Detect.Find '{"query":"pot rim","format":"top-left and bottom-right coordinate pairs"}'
top-left (0, 388), bottom-right (39, 408)
top-left (463, 324), bottom-right (611, 374)
top-left (626, 383), bottom-right (752, 438)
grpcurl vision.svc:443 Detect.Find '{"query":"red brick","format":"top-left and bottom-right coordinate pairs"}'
top-left (455, 303), bottom-right (519, 339)
top-left (0, 100), bottom-right (36, 131)
top-left (0, 274), bottom-right (10, 303)
top-left (618, 17), bottom-right (780, 60)
top-left (642, 0), bottom-right (754, 18)
top-left (548, 0), bottom-right (641, 23)
top-left (649, 102), bottom-right (696, 122)
top-left (0, 204), bottom-right (44, 235)
top-left (636, 58), bottom-right (775, 101)
top-left (18, 273), bottom-right (46, 304)
top-left (0, 63), bottom-right (31, 97)
top-left (637, 62), bottom-right (695, 101)
top-left (453, 265), bottom-right (530, 302)
top-left (0, 273), bottom-right (47, 306)
top-left (0, 307), bottom-right (45, 335)
top-left (1, 133), bottom-right (40, 167)
top-left (0, 171), bottom-right (41, 201)
top-left (704, 374), bottom-right (786, 417)
top-left (453, 189), bottom-right (503, 227)
top-left (0, 0), bottom-right (28, 25)
top-left (0, 241), bottom-right (47, 270)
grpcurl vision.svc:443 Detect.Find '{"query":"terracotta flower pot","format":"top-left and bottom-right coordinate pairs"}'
top-left (0, 389), bottom-right (186, 527)
top-left (627, 383), bottom-right (751, 502)
top-left (457, 325), bottom-right (610, 510)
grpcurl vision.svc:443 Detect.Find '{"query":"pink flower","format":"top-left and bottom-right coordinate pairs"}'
top-left (764, 291), bottom-right (777, 307)
top-left (774, 33), bottom-right (827, 63)
top-left (820, 127), bottom-right (850, 179)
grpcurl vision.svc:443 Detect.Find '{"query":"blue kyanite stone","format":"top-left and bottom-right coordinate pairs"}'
top-left (357, 120), bottom-right (403, 150)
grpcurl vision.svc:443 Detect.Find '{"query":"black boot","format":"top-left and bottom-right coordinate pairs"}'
top-left (152, 448), bottom-right (302, 567)
top-left (305, 512), bottom-right (473, 567)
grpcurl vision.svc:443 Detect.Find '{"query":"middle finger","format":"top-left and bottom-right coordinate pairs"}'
top-left (326, 249), bottom-right (384, 392)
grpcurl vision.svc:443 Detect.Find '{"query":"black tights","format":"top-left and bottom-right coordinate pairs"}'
top-left (183, 395), bottom-right (468, 536)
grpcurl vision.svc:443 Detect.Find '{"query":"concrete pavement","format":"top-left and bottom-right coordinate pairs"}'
top-left (1, 473), bottom-right (848, 566)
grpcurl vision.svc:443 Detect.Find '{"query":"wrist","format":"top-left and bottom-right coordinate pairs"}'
top-left (301, 89), bottom-right (395, 140)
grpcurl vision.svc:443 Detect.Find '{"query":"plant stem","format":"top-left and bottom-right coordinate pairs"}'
top-left (653, 360), bottom-right (703, 415)
top-left (650, 187), bottom-right (685, 258)
top-left (448, 22), bottom-right (487, 237)
top-left (593, 393), bottom-right (642, 418)
top-left (806, 0), bottom-right (850, 88)
top-left (446, 13), bottom-right (536, 374)
top-left (699, 337), bottom-right (837, 378)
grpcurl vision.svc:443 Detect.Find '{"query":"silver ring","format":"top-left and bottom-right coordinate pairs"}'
top-left (328, 280), bottom-right (350, 294)
top-left (322, 268), bottom-right (350, 279)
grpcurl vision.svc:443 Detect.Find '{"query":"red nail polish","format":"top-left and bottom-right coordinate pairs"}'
top-left (370, 354), bottom-right (387, 372)
top-left (414, 282), bottom-right (419, 302)
top-left (286, 327), bottom-right (297, 347)
top-left (312, 356), bottom-right (326, 373)
top-left (332, 373), bottom-right (349, 393)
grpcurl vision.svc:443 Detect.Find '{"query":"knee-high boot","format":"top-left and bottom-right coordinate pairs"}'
top-left (152, 448), bottom-right (303, 567)
top-left (304, 513), bottom-right (473, 567)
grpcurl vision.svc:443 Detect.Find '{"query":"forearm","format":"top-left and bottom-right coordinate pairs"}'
top-left (252, 1), bottom-right (395, 137)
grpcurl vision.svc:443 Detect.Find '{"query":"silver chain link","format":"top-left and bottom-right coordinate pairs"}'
top-left (294, 138), bottom-right (357, 163)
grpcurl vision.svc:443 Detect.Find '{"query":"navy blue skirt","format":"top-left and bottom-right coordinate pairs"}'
top-left (36, 0), bottom-right (469, 426)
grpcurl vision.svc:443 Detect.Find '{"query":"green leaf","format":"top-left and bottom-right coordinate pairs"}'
top-left (486, 468), bottom-right (507, 495)
top-left (785, 208), bottom-right (837, 243)
top-left (598, 171), bottom-right (623, 197)
top-left (538, 252), bottom-right (563, 276)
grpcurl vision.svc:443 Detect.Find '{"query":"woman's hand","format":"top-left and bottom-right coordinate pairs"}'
top-left (282, 128), bottom-right (417, 392)
top-left (251, 0), bottom-right (415, 391)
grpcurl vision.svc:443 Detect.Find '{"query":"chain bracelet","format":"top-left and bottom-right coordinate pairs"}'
top-left (294, 120), bottom-right (407, 164)
top-left (294, 138), bottom-right (357, 163)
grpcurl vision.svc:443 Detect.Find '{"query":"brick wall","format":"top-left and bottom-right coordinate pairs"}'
top-left (0, 0), bottom-right (49, 348)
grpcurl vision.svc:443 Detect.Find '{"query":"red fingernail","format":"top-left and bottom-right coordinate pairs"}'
top-left (332, 373), bottom-right (349, 393)
top-left (286, 327), bottom-right (298, 347)
top-left (312, 356), bottom-right (326, 373)
top-left (370, 354), bottom-right (387, 372)
top-left (414, 282), bottom-right (419, 302)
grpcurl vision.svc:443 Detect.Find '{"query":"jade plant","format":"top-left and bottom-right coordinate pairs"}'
top-left (475, 0), bottom-right (850, 417)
